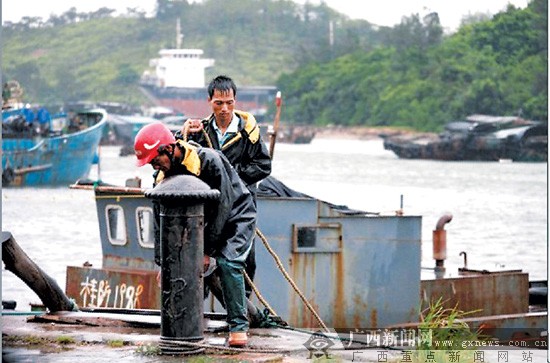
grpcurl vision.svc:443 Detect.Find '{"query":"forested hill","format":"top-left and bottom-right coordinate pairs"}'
top-left (2, 0), bottom-right (547, 131)
top-left (279, 0), bottom-right (547, 130)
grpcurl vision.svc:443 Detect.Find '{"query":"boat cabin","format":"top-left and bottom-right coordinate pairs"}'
top-left (66, 177), bottom-right (546, 338)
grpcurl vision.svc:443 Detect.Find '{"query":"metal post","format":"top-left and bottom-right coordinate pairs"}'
top-left (145, 175), bottom-right (220, 355)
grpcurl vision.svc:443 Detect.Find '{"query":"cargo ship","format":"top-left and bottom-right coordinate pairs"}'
top-left (139, 20), bottom-right (276, 119)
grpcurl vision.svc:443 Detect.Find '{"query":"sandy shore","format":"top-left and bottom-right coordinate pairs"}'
top-left (308, 125), bottom-right (429, 141)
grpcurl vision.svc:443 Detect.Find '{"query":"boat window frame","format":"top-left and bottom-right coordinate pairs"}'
top-left (105, 204), bottom-right (128, 246)
top-left (292, 223), bottom-right (343, 253)
top-left (135, 206), bottom-right (155, 249)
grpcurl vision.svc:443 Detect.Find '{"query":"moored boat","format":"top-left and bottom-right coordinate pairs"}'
top-left (64, 175), bottom-right (547, 342)
top-left (107, 113), bottom-right (157, 146)
top-left (260, 124), bottom-right (316, 144)
top-left (139, 20), bottom-right (277, 119)
top-left (382, 115), bottom-right (547, 162)
top-left (108, 113), bottom-right (187, 156)
top-left (2, 106), bottom-right (107, 187)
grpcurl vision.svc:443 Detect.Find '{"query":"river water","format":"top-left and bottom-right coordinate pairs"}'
top-left (1, 138), bottom-right (547, 311)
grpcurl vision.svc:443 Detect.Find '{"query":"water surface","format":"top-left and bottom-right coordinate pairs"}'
top-left (2, 139), bottom-right (547, 311)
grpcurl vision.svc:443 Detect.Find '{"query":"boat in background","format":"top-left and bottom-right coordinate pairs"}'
top-left (2, 104), bottom-right (107, 187)
top-left (139, 19), bottom-right (276, 119)
top-left (382, 114), bottom-right (547, 162)
top-left (107, 113), bottom-right (187, 156)
top-left (260, 124), bottom-right (316, 144)
top-left (107, 113), bottom-right (158, 145)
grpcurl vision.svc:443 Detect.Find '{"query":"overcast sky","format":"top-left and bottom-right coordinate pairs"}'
top-left (2, 0), bottom-right (529, 31)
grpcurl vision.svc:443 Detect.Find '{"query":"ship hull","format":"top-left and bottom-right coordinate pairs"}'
top-left (140, 83), bottom-right (277, 119)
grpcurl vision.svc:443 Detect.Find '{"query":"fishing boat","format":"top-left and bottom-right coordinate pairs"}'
top-left (107, 113), bottom-right (188, 156)
top-left (382, 115), bottom-right (548, 162)
top-left (106, 113), bottom-right (158, 153)
top-left (63, 175), bottom-right (547, 344)
top-left (1, 106), bottom-right (107, 187)
top-left (139, 20), bottom-right (276, 119)
top-left (260, 124), bottom-right (316, 144)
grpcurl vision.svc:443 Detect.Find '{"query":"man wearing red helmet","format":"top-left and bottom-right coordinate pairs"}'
top-left (135, 121), bottom-right (255, 347)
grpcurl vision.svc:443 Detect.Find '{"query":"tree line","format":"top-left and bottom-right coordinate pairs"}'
top-left (279, 0), bottom-right (547, 130)
top-left (2, 0), bottom-right (547, 131)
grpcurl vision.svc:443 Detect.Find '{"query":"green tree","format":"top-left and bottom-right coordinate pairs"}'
top-left (115, 64), bottom-right (140, 86)
top-left (2, 0), bottom-right (546, 129)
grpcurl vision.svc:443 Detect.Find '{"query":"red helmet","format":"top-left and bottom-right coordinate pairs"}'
top-left (134, 122), bottom-right (175, 167)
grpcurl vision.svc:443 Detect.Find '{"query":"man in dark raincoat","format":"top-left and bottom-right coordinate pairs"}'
top-left (134, 121), bottom-right (254, 347)
top-left (177, 75), bottom-right (272, 298)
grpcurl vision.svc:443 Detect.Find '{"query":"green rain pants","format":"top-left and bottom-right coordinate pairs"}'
top-left (216, 256), bottom-right (249, 332)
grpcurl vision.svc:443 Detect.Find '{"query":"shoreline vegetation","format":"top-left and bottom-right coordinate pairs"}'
top-left (3, 1), bottom-right (546, 130)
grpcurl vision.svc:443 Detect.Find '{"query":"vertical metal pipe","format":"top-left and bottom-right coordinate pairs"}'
top-left (432, 229), bottom-right (447, 266)
top-left (397, 194), bottom-right (404, 216)
top-left (433, 214), bottom-right (453, 276)
top-left (145, 175), bottom-right (220, 355)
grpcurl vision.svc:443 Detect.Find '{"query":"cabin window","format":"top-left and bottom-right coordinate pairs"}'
top-left (136, 207), bottom-right (155, 249)
top-left (105, 205), bottom-right (127, 246)
top-left (297, 227), bottom-right (317, 248)
top-left (292, 224), bottom-right (342, 253)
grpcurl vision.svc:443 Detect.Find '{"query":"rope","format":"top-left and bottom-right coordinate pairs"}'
top-left (182, 122), bottom-right (190, 142)
top-left (158, 336), bottom-right (302, 354)
top-left (158, 329), bottom-right (392, 355)
top-left (255, 228), bottom-right (330, 333)
top-left (242, 269), bottom-right (277, 317)
top-left (182, 121), bottom-right (213, 148)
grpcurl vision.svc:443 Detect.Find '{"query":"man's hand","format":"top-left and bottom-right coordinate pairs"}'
top-left (183, 118), bottom-right (204, 134)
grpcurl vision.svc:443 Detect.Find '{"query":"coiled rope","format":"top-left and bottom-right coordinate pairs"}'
top-left (158, 337), bottom-right (302, 354)
top-left (157, 328), bottom-right (388, 355)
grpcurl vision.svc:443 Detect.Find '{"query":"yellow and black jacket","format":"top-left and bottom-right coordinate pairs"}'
top-left (153, 141), bottom-right (255, 263)
top-left (176, 110), bottom-right (271, 190)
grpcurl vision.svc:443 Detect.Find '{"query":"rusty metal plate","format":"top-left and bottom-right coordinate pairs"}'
top-left (421, 272), bottom-right (529, 317)
top-left (66, 266), bottom-right (160, 310)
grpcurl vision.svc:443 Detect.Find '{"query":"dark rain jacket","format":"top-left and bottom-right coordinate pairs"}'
top-left (153, 140), bottom-right (256, 263)
top-left (175, 110), bottom-right (271, 192)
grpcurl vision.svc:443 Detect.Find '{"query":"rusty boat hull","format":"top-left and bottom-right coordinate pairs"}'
top-left (65, 177), bottom-right (547, 343)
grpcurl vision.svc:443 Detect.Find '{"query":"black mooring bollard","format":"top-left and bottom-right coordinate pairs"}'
top-left (145, 175), bottom-right (220, 355)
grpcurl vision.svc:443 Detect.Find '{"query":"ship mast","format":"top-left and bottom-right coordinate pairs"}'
top-left (176, 18), bottom-right (183, 49)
